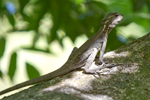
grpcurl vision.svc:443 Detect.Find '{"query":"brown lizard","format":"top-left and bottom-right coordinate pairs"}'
top-left (0, 12), bottom-right (123, 95)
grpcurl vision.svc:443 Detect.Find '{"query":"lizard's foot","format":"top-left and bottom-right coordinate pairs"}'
top-left (83, 63), bottom-right (105, 74)
top-left (84, 69), bottom-right (97, 74)
top-left (84, 63), bottom-right (122, 74)
top-left (95, 63), bottom-right (123, 73)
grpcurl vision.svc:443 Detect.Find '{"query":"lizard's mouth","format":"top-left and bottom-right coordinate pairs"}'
top-left (113, 15), bottom-right (123, 25)
top-left (110, 14), bottom-right (123, 28)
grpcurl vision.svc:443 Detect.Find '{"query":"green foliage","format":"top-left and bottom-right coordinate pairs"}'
top-left (8, 52), bottom-right (17, 81)
top-left (26, 62), bottom-right (40, 80)
top-left (0, 37), bottom-right (6, 58)
top-left (0, 0), bottom-right (149, 83)
top-left (0, 70), bottom-right (3, 79)
top-left (7, 14), bottom-right (15, 28)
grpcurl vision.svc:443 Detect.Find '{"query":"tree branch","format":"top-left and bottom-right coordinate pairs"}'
top-left (1, 32), bottom-right (150, 100)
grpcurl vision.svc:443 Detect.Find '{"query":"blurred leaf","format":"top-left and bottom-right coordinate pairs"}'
top-left (48, 0), bottom-right (62, 43)
top-left (21, 46), bottom-right (50, 53)
top-left (27, 0), bottom-right (49, 32)
top-left (0, 0), bottom-right (2, 8)
top-left (0, 0), bottom-right (4, 13)
top-left (91, 1), bottom-right (108, 11)
top-left (7, 14), bottom-right (15, 27)
top-left (26, 62), bottom-right (40, 79)
top-left (107, 29), bottom-right (124, 51)
top-left (131, 0), bottom-right (145, 11)
top-left (145, 0), bottom-right (150, 11)
top-left (19, 0), bottom-right (29, 13)
top-left (18, 0), bottom-right (30, 23)
top-left (0, 37), bottom-right (6, 58)
top-left (8, 52), bottom-right (17, 81)
top-left (57, 38), bottom-right (64, 48)
top-left (0, 69), bottom-right (3, 79)
top-left (32, 34), bottom-right (41, 47)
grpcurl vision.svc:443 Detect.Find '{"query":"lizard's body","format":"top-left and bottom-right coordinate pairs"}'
top-left (0, 12), bottom-right (123, 95)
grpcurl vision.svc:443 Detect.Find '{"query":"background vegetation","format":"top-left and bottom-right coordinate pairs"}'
top-left (0, 0), bottom-right (149, 87)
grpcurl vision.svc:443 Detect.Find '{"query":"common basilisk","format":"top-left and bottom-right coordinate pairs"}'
top-left (0, 12), bottom-right (123, 95)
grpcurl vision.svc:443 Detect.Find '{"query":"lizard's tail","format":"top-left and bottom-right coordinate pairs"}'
top-left (0, 63), bottom-right (71, 95)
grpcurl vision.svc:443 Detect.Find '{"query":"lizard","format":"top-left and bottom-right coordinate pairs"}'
top-left (0, 12), bottom-right (123, 95)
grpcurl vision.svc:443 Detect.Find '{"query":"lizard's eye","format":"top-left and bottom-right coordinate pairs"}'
top-left (115, 14), bottom-right (119, 17)
top-left (114, 13), bottom-right (120, 17)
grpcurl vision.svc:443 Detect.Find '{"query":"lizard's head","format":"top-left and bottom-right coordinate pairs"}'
top-left (101, 12), bottom-right (123, 28)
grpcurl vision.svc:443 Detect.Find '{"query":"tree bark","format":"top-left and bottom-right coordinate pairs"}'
top-left (1, 32), bottom-right (150, 100)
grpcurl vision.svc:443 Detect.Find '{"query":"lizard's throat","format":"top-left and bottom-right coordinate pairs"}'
top-left (103, 25), bottom-right (113, 35)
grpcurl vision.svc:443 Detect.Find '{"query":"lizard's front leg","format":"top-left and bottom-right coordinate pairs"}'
top-left (99, 40), bottom-right (107, 65)
top-left (83, 48), bottom-right (98, 74)
top-left (84, 40), bottom-right (107, 74)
